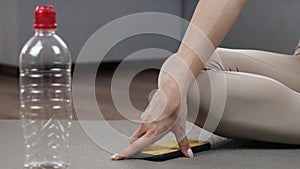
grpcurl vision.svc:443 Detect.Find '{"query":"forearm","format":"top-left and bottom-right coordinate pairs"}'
top-left (160, 0), bottom-right (247, 90)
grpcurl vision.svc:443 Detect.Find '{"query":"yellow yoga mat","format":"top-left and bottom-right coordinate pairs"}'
top-left (131, 139), bottom-right (210, 161)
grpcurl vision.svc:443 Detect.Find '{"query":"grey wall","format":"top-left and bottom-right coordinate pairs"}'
top-left (0, 0), bottom-right (18, 66)
top-left (1, 0), bottom-right (300, 66)
top-left (0, 4), bottom-right (3, 64)
top-left (17, 0), bottom-right (182, 65)
top-left (184, 0), bottom-right (300, 54)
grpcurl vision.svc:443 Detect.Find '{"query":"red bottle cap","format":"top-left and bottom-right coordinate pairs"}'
top-left (34, 6), bottom-right (57, 30)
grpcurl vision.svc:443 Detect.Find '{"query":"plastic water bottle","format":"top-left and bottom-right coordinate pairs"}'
top-left (19, 6), bottom-right (72, 169)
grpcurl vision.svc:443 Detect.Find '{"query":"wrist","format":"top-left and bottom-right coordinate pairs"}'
top-left (158, 54), bottom-right (196, 95)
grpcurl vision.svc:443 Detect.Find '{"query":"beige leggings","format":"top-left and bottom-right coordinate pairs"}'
top-left (187, 42), bottom-right (300, 145)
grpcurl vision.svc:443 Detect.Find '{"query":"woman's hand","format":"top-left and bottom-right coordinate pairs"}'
top-left (111, 0), bottom-right (248, 160)
top-left (111, 73), bottom-right (193, 160)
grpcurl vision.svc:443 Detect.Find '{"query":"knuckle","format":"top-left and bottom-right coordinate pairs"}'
top-left (148, 129), bottom-right (158, 136)
top-left (132, 144), bottom-right (141, 150)
top-left (180, 140), bottom-right (189, 147)
top-left (140, 114), bottom-right (146, 122)
top-left (139, 123), bottom-right (147, 130)
top-left (140, 113), bottom-right (151, 123)
top-left (179, 141), bottom-right (189, 150)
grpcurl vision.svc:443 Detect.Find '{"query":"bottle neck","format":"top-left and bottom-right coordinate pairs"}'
top-left (34, 29), bottom-right (56, 37)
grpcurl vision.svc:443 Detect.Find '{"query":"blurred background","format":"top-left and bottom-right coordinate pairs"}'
top-left (0, 0), bottom-right (299, 66)
top-left (1, 2), bottom-right (300, 169)
top-left (0, 0), bottom-right (299, 119)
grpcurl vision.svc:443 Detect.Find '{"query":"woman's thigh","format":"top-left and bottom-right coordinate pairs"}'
top-left (206, 47), bottom-right (300, 92)
top-left (187, 47), bottom-right (300, 144)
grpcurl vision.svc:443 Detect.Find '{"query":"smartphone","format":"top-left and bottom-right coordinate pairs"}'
top-left (130, 139), bottom-right (210, 161)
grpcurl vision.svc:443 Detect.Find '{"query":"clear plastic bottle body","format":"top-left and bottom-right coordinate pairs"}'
top-left (19, 30), bottom-right (72, 169)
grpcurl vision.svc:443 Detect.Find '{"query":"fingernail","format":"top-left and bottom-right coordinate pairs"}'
top-left (111, 153), bottom-right (119, 160)
top-left (187, 148), bottom-right (194, 158)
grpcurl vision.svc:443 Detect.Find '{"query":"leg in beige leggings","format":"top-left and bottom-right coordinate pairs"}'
top-left (187, 42), bottom-right (300, 145)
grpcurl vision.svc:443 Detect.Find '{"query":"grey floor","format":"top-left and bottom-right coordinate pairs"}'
top-left (1, 120), bottom-right (300, 169)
